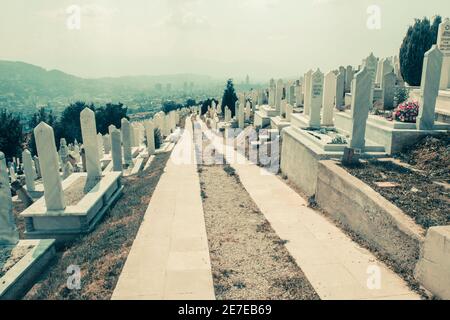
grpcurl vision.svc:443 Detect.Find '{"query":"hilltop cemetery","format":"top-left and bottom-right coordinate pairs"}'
top-left (1, 18), bottom-right (450, 301)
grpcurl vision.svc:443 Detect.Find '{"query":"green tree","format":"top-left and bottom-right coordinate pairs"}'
top-left (28, 107), bottom-right (56, 156)
top-left (399, 16), bottom-right (442, 86)
top-left (221, 79), bottom-right (238, 117)
top-left (55, 101), bottom-right (94, 146)
top-left (184, 98), bottom-right (196, 107)
top-left (162, 100), bottom-right (183, 114)
top-left (95, 102), bottom-right (128, 134)
top-left (0, 109), bottom-right (24, 161)
top-left (200, 98), bottom-right (218, 116)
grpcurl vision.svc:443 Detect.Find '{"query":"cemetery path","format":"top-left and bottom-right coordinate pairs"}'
top-left (112, 118), bottom-right (215, 300)
top-left (201, 120), bottom-right (421, 300)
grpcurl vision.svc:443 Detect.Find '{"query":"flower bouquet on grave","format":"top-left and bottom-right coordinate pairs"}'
top-left (394, 101), bottom-right (419, 123)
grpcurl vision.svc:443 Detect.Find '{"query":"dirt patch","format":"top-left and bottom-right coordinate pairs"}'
top-left (23, 152), bottom-right (171, 300)
top-left (64, 176), bottom-right (102, 206)
top-left (199, 164), bottom-right (319, 300)
top-left (341, 159), bottom-right (449, 229)
top-left (395, 132), bottom-right (449, 181)
top-left (0, 245), bottom-right (33, 278)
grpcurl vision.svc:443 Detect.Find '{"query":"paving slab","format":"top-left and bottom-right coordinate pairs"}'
top-left (200, 120), bottom-right (420, 300)
top-left (112, 118), bottom-right (215, 300)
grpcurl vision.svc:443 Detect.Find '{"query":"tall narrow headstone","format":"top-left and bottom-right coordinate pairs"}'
top-left (349, 68), bottom-right (373, 150)
top-left (34, 122), bottom-right (66, 211)
top-left (379, 59), bottom-right (394, 88)
top-left (59, 138), bottom-right (69, 165)
top-left (238, 102), bottom-right (245, 129)
top-left (417, 45), bottom-right (444, 130)
top-left (345, 66), bottom-right (354, 92)
top-left (103, 134), bottom-right (111, 154)
top-left (308, 69), bottom-right (324, 128)
top-left (121, 118), bottom-right (133, 164)
top-left (22, 149), bottom-right (36, 192)
top-left (382, 71), bottom-right (397, 110)
top-left (97, 133), bottom-right (104, 161)
top-left (245, 101), bottom-right (251, 121)
top-left (303, 70), bottom-right (313, 115)
top-left (322, 71), bottom-right (337, 126)
top-left (336, 70), bottom-right (346, 107)
top-left (295, 82), bottom-right (303, 107)
top-left (80, 108), bottom-right (102, 179)
top-left (111, 129), bottom-right (123, 172)
top-left (437, 18), bottom-right (450, 89)
top-left (268, 80), bottom-right (275, 107)
top-left (275, 79), bottom-right (284, 113)
top-left (144, 120), bottom-right (155, 155)
top-left (0, 152), bottom-right (19, 245)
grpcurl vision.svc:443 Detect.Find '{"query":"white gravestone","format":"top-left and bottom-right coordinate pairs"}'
top-left (238, 102), bottom-right (245, 129)
top-left (144, 120), bottom-right (155, 155)
top-left (97, 133), bottom-right (104, 160)
top-left (103, 134), bottom-right (111, 154)
top-left (295, 83), bottom-right (303, 107)
top-left (364, 53), bottom-right (378, 103)
top-left (80, 108), bottom-right (102, 179)
top-left (345, 66), bottom-right (354, 93)
top-left (308, 69), bottom-right (324, 128)
top-left (417, 45), bottom-right (444, 130)
top-left (268, 80), bottom-right (276, 107)
top-left (275, 79), bottom-right (284, 113)
top-left (437, 18), bottom-right (450, 89)
top-left (34, 122), bottom-right (66, 211)
top-left (322, 71), bottom-right (337, 126)
top-left (382, 71), bottom-right (397, 109)
top-left (303, 70), bottom-right (313, 115)
top-left (0, 152), bottom-right (19, 245)
top-left (349, 68), bottom-right (373, 150)
top-left (22, 149), bottom-right (36, 192)
top-left (336, 70), bottom-right (346, 108)
top-left (111, 129), bottom-right (123, 172)
top-left (121, 118), bottom-right (133, 165)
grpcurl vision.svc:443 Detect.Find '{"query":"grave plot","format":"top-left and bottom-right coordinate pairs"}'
top-left (1, 152), bottom-right (55, 300)
top-left (24, 152), bottom-right (171, 300)
top-left (335, 47), bottom-right (450, 154)
top-left (281, 67), bottom-right (387, 197)
top-left (341, 157), bottom-right (449, 229)
top-left (197, 130), bottom-right (319, 300)
top-left (20, 109), bottom-right (124, 244)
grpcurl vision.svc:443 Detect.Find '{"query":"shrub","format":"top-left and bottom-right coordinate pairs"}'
top-left (395, 86), bottom-right (410, 105)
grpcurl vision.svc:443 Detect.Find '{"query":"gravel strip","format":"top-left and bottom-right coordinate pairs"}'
top-left (199, 164), bottom-right (319, 300)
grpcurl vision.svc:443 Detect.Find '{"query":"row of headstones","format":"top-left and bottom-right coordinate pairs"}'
top-left (26, 107), bottom-right (183, 212)
top-left (0, 108), bottom-right (185, 246)
top-left (264, 45), bottom-right (443, 133)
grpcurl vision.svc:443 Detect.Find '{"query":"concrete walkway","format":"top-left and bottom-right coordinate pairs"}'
top-left (112, 118), bottom-right (215, 300)
top-left (201, 120), bottom-right (420, 300)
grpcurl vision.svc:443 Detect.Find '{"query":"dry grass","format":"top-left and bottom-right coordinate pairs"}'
top-left (23, 152), bottom-right (171, 300)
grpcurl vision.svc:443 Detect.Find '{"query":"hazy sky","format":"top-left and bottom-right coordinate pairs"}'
top-left (0, 0), bottom-right (448, 81)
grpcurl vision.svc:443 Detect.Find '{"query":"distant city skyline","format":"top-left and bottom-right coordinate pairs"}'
top-left (0, 0), bottom-right (448, 81)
